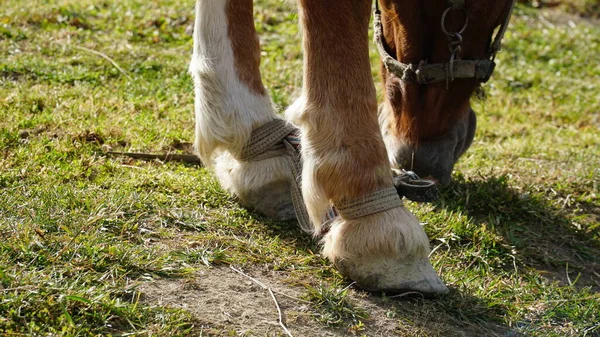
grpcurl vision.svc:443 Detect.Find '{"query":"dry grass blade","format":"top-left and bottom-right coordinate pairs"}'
top-left (73, 45), bottom-right (133, 82)
top-left (230, 266), bottom-right (294, 337)
top-left (106, 151), bottom-right (203, 165)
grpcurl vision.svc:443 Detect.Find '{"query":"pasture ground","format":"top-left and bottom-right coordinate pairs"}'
top-left (1, 0), bottom-right (599, 336)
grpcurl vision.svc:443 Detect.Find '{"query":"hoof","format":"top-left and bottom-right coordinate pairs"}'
top-left (213, 152), bottom-right (296, 222)
top-left (334, 255), bottom-right (449, 296)
top-left (238, 179), bottom-right (296, 221)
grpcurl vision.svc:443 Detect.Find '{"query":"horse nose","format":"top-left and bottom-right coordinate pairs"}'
top-left (419, 170), bottom-right (451, 187)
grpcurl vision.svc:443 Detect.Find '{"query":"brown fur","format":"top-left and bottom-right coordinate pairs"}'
top-left (226, 0), bottom-right (266, 96)
top-left (380, 0), bottom-right (513, 142)
top-left (193, 0), bottom-right (448, 293)
top-left (297, 0), bottom-right (392, 202)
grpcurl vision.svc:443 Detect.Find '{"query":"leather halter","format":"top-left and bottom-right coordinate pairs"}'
top-left (374, 0), bottom-right (517, 85)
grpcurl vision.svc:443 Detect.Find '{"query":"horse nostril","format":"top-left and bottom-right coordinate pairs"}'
top-left (422, 175), bottom-right (440, 185)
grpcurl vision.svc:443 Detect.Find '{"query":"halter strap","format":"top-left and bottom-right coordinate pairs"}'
top-left (242, 119), bottom-right (438, 233)
top-left (373, 0), bottom-right (516, 84)
top-left (336, 187), bottom-right (401, 220)
top-left (240, 119), bottom-right (312, 232)
top-left (489, 0), bottom-right (517, 58)
top-left (240, 119), bottom-right (296, 161)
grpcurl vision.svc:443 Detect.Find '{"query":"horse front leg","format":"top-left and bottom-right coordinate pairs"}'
top-left (288, 0), bottom-right (448, 294)
top-left (190, 0), bottom-right (295, 220)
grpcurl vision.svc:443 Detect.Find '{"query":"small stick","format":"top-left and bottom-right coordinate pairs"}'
top-left (230, 266), bottom-right (294, 337)
top-left (226, 264), bottom-right (309, 304)
top-left (268, 288), bottom-right (293, 337)
top-left (0, 286), bottom-right (35, 292)
top-left (388, 291), bottom-right (425, 300)
top-left (520, 294), bottom-right (599, 304)
top-left (106, 151), bottom-right (203, 166)
top-left (337, 281), bottom-right (356, 295)
top-left (74, 45), bottom-right (134, 82)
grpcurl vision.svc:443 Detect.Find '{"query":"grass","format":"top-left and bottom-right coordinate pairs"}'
top-left (304, 282), bottom-right (368, 328)
top-left (519, 0), bottom-right (600, 17)
top-left (1, 0), bottom-right (599, 336)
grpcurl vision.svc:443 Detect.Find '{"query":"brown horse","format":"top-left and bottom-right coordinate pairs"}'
top-left (189, 0), bottom-right (514, 295)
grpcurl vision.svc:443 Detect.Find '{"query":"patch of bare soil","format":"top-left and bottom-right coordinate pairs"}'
top-left (138, 266), bottom-right (515, 337)
top-left (139, 267), bottom-right (346, 336)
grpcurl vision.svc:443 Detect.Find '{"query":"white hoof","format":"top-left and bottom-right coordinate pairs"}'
top-left (334, 255), bottom-right (449, 295)
top-left (321, 207), bottom-right (449, 295)
top-left (213, 152), bottom-right (295, 221)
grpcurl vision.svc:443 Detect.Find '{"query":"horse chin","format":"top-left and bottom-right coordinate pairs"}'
top-left (382, 108), bottom-right (477, 186)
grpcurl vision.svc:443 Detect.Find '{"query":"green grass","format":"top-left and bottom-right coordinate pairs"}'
top-left (304, 282), bottom-right (368, 328)
top-left (519, 0), bottom-right (600, 17)
top-left (1, 0), bottom-right (599, 336)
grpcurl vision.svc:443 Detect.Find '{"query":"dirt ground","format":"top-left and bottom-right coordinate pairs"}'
top-left (139, 266), bottom-right (517, 337)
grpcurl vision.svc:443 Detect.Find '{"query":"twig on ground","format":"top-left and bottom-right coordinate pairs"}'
top-left (268, 288), bottom-right (293, 337)
top-left (118, 164), bottom-right (146, 170)
top-left (0, 286), bottom-right (35, 292)
top-left (388, 291), bottom-right (425, 300)
top-left (74, 45), bottom-right (134, 82)
top-left (521, 294), bottom-right (599, 304)
top-left (538, 13), bottom-right (556, 29)
top-left (230, 266), bottom-right (294, 337)
top-left (269, 289), bottom-right (311, 304)
top-left (106, 151), bottom-right (203, 165)
top-left (429, 241), bottom-right (448, 258)
top-left (337, 281), bottom-right (356, 295)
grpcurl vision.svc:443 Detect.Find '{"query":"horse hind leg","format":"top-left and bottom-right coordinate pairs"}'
top-left (190, 0), bottom-right (294, 220)
top-left (287, 0), bottom-right (448, 294)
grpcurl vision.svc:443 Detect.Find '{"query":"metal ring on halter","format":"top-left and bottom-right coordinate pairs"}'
top-left (440, 6), bottom-right (468, 37)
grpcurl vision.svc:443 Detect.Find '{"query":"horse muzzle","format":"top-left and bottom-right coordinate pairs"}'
top-left (384, 107), bottom-right (477, 186)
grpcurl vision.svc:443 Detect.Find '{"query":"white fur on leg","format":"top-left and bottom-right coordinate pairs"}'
top-left (300, 143), bottom-right (447, 292)
top-left (190, 0), bottom-right (276, 163)
top-left (288, 97), bottom-right (446, 293)
top-left (378, 102), bottom-right (406, 169)
top-left (286, 96), bottom-right (338, 233)
top-left (299, 149), bottom-right (332, 235)
top-left (285, 95), bottom-right (307, 126)
top-left (214, 152), bottom-right (296, 220)
top-left (190, 1), bottom-right (296, 220)
top-left (321, 207), bottom-right (429, 262)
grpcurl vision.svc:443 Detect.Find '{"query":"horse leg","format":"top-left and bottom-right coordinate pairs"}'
top-left (190, 0), bottom-right (294, 220)
top-left (287, 0), bottom-right (448, 294)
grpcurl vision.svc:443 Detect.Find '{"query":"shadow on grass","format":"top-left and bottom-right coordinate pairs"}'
top-left (361, 291), bottom-right (518, 337)
top-left (149, 170), bottom-right (597, 336)
top-left (354, 173), bottom-right (600, 336)
top-left (253, 201), bottom-right (523, 335)
top-left (436, 173), bottom-right (600, 290)
top-left (252, 173), bottom-right (600, 336)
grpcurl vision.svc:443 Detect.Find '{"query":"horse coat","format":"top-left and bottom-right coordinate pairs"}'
top-left (189, 0), bottom-right (514, 294)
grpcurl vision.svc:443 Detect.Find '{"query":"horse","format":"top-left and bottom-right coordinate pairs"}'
top-left (189, 0), bottom-right (515, 295)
